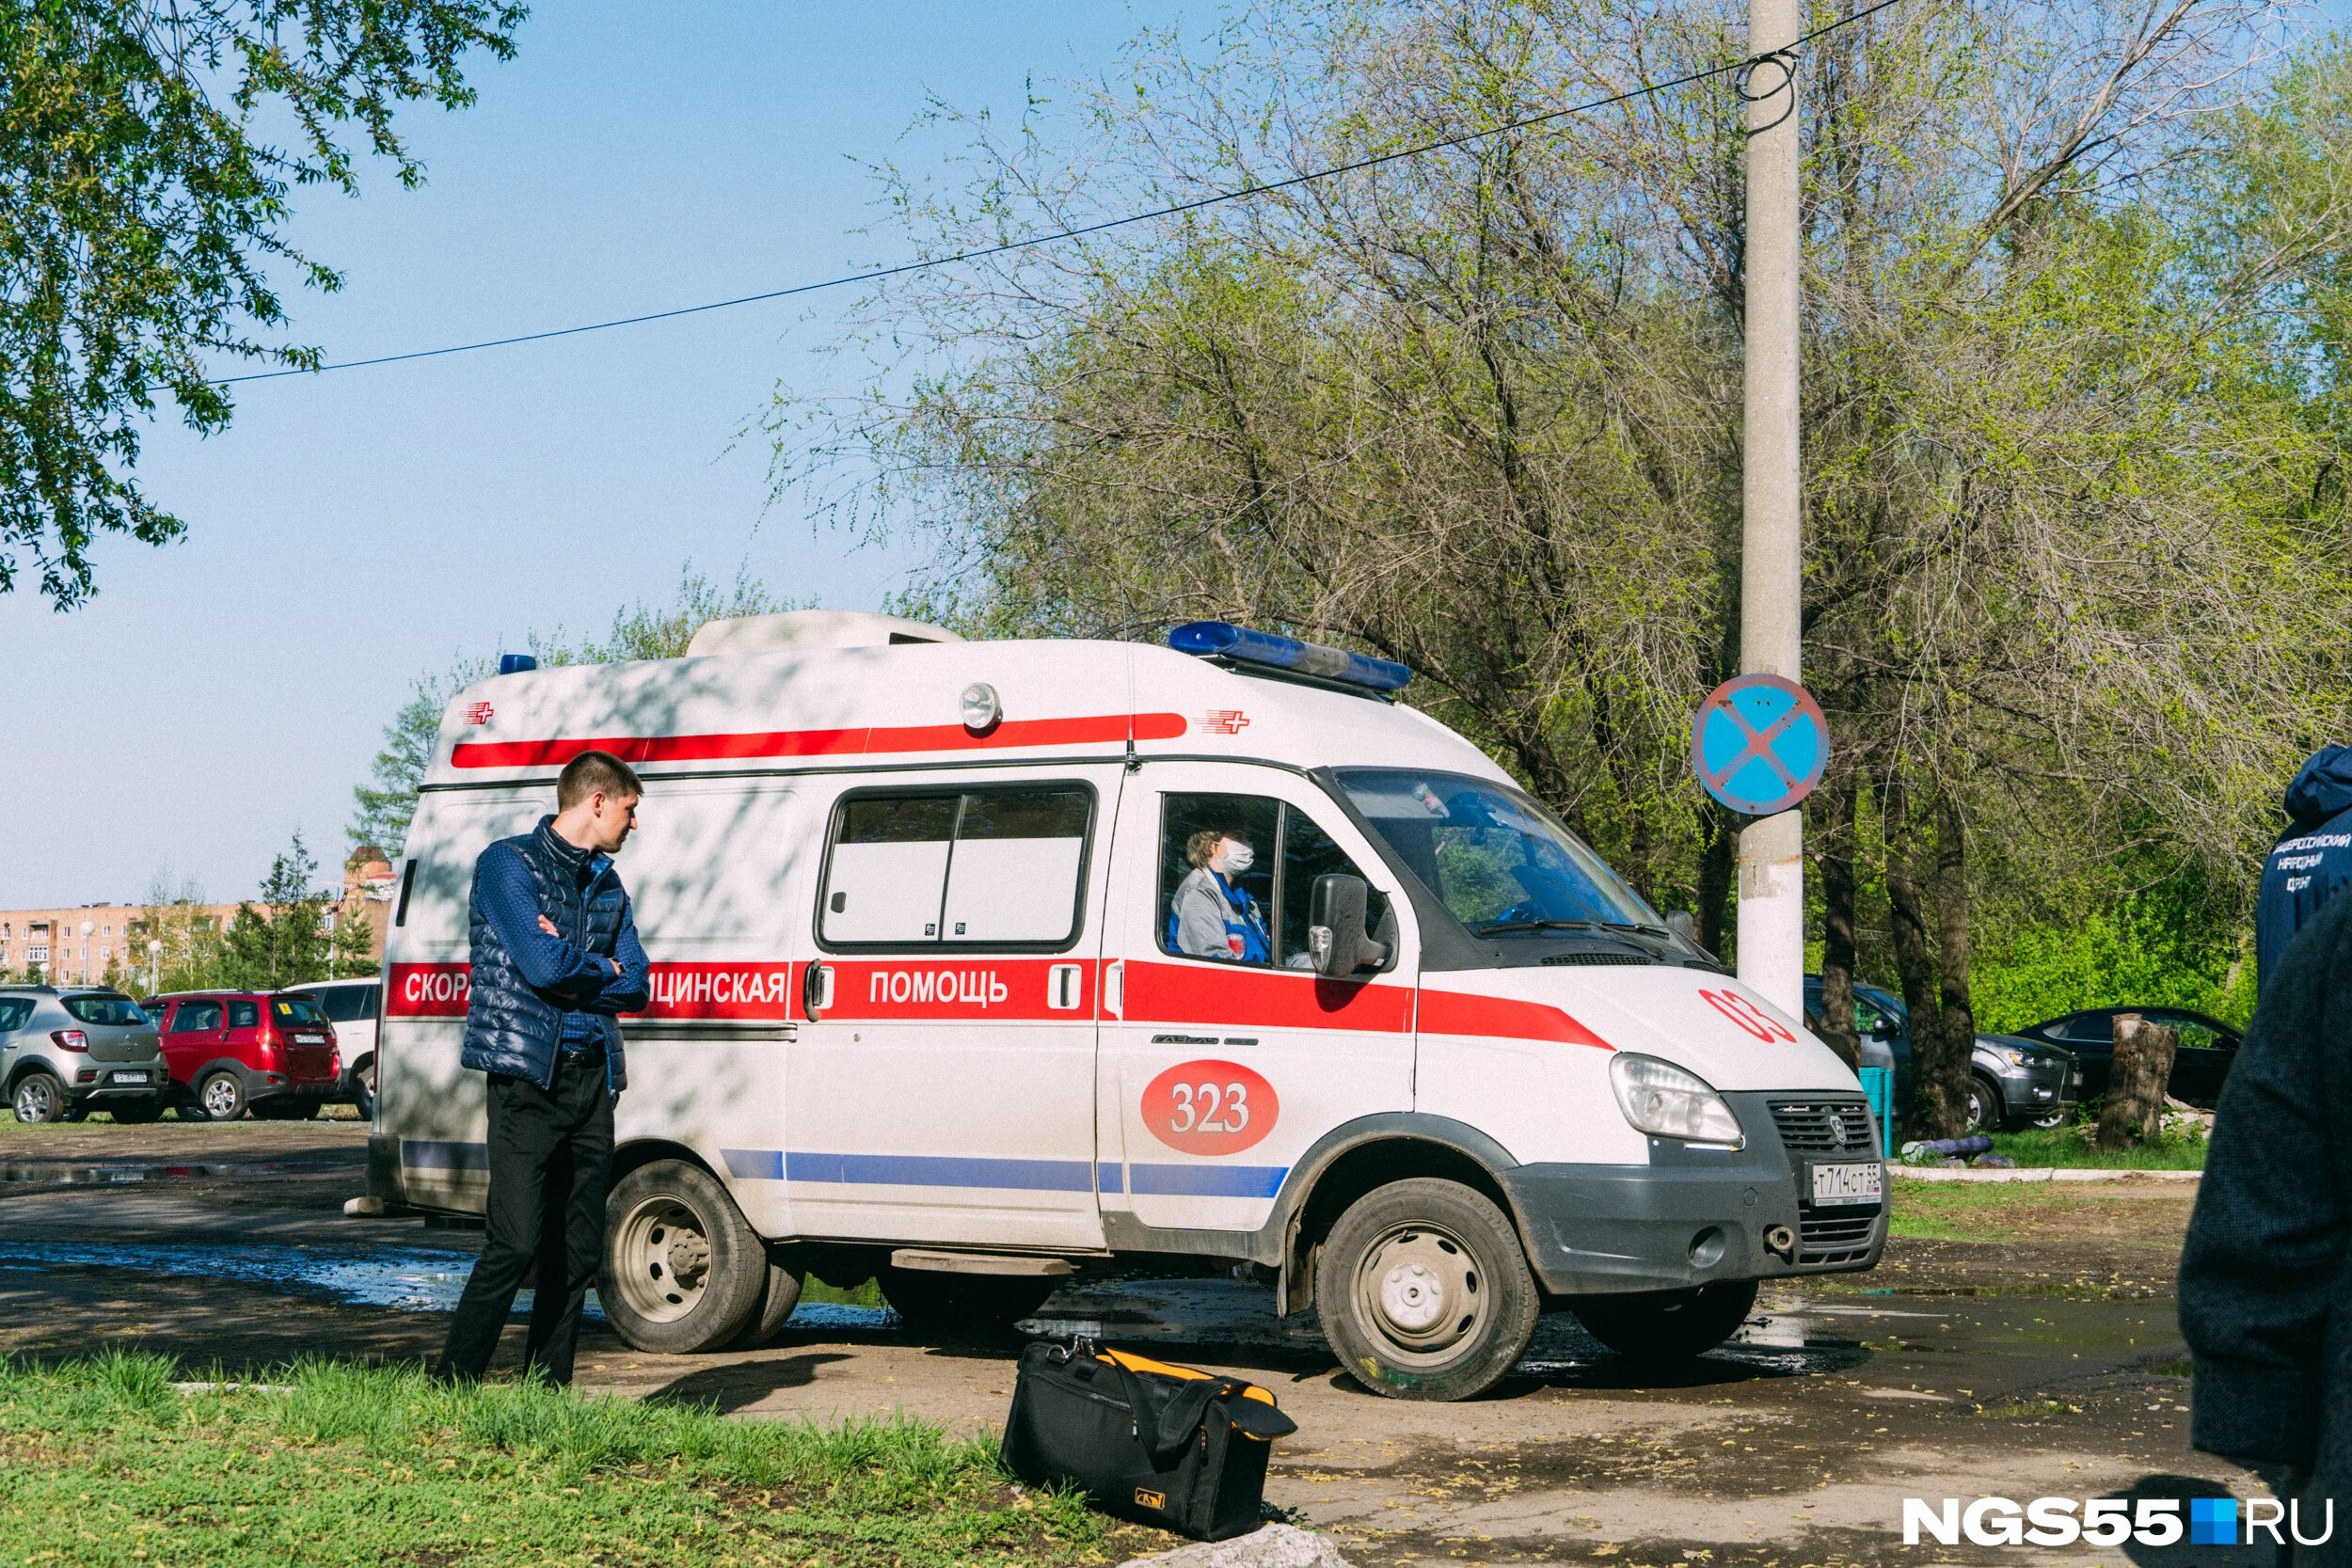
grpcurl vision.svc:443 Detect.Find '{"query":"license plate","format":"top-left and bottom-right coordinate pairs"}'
top-left (294, 1033), bottom-right (326, 1044)
top-left (1809, 1161), bottom-right (1883, 1206)
top-left (109, 1070), bottom-right (147, 1084)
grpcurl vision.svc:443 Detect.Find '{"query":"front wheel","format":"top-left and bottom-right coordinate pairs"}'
top-left (1570, 1279), bottom-right (1758, 1361)
top-left (1314, 1177), bottom-right (1539, 1402)
top-left (877, 1268), bottom-right (1058, 1333)
top-left (350, 1058), bottom-right (376, 1122)
top-left (601, 1161), bottom-right (767, 1354)
top-left (12, 1071), bottom-right (68, 1124)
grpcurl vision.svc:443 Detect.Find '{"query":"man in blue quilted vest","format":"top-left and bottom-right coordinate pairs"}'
top-left (436, 749), bottom-right (650, 1386)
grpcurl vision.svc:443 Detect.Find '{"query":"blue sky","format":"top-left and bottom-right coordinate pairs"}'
top-left (3, 2), bottom-right (1184, 909)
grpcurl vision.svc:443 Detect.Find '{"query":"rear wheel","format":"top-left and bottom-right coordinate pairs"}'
top-left (197, 1071), bottom-right (247, 1122)
top-left (351, 1057), bottom-right (376, 1122)
top-left (1963, 1075), bottom-right (2001, 1135)
top-left (1571, 1279), bottom-right (1758, 1361)
top-left (600, 1160), bottom-right (767, 1354)
top-left (877, 1268), bottom-right (1058, 1333)
top-left (11, 1072), bottom-right (67, 1125)
top-left (1313, 1177), bottom-right (1539, 1402)
top-left (729, 1253), bottom-right (807, 1349)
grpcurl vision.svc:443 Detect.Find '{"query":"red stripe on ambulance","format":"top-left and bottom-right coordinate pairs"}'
top-left (1120, 960), bottom-right (1413, 1034)
top-left (1417, 989), bottom-right (1613, 1051)
top-left (450, 712), bottom-right (1191, 770)
top-left (385, 961), bottom-right (798, 1021)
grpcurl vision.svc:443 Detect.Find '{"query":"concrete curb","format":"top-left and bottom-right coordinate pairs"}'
top-left (1892, 1165), bottom-right (2201, 1183)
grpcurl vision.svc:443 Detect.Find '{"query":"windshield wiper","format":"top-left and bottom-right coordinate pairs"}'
top-left (1603, 920), bottom-right (1673, 939)
top-left (1470, 918), bottom-right (1608, 936)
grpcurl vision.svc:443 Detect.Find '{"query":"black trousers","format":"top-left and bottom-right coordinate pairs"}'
top-left (437, 1053), bottom-right (614, 1386)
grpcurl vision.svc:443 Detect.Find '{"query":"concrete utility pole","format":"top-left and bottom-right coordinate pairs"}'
top-left (1738, 0), bottom-right (1805, 1017)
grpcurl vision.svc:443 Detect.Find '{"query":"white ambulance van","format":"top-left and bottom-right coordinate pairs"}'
top-left (373, 610), bottom-right (1883, 1401)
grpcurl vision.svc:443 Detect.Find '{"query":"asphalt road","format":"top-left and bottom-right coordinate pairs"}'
top-left (0, 1118), bottom-right (2273, 1566)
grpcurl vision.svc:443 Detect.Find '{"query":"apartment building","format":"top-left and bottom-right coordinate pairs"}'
top-left (1, 848), bottom-right (399, 989)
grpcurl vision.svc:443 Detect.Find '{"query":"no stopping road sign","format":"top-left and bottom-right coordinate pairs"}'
top-left (1692, 673), bottom-right (1828, 816)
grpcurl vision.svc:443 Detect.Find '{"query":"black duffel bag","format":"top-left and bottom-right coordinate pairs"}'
top-left (1000, 1340), bottom-right (1299, 1541)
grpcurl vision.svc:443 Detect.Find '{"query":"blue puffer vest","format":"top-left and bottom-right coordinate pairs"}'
top-left (461, 821), bottom-right (630, 1093)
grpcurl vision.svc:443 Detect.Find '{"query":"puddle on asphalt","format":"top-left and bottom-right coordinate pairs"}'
top-left (0, 1241), bottom-right (1880, 1381)
top-left (0, 1161), bottom-right (347, 1187)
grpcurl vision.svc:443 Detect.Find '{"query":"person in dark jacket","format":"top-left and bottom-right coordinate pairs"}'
top-left (2180, 889), bottom-right (2352, 1558)
top-left (2255, 744), bottom-right (2352, 994)
top-left (436, 749), bottom-right (650, 1386)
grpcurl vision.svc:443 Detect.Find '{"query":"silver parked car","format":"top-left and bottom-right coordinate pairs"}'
top-left (1, 987), bottom-right (172, 1124)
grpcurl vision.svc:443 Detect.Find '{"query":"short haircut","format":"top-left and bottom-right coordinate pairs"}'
top-left (1187, 828), bottom-right (1235, 869)
top-left (557, 750), bottom-right (643, 809)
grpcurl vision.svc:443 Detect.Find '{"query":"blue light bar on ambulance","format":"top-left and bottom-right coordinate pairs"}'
top-left (1168, 622), bottom-right (1413, 693)
top-left (498, 654), bottom-right (538, 674)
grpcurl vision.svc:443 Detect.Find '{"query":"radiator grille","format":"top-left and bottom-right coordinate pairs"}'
top-left (1799, 1210), bottom-right (1880, 1265)
top-left (1770, 1098), bottom-right (1877, 1155)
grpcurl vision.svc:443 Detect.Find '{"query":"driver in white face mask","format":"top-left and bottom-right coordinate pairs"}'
top-left (1170, 829), bottom-right (1273, 963)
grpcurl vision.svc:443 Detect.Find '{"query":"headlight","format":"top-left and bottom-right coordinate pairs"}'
top-left (1609, 1053), bottom-right (1745, 1147)
top-left (2004, 1050), bottom-right (2025, 1067)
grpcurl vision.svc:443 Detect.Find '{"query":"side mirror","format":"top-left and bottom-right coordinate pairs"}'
top-left (1664, 910), bottom-right (1697, 943)
top-left (1869, 1017), bottom-right (1899, 1041)
top-left (1308, 874), bottom-right (1390, 978)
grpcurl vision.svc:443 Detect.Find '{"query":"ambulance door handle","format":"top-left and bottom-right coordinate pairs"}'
top-left (802, 962), bottom-right (834, 1022)
top-left (1104, 959), bottom-right (1123, 1020)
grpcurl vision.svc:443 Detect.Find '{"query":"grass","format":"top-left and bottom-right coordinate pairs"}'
top-left (1885, 1176), bottom-right (2195, 1243)
top-left (1981, 1124), bottom-right (2207, 1170)
top-left (0, 1353), bottom-right (1128, 1567)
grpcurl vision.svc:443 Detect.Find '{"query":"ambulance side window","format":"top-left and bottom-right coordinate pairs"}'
top-left (1278, 812), bottom-right (1386, 969)
top-left (819, 784), bottom-right (1096, 951)
top-left (821, 794), bottom-right (959, 944)
top-left (1157, 795), bottom-right (1279, 965)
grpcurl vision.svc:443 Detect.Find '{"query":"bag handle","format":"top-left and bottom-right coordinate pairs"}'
top-left (1102, 1359), bottom-right (1253, 1464)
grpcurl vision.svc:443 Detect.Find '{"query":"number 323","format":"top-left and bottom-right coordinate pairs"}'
top-left (1166, 1080), bottom-right (1250, 1134)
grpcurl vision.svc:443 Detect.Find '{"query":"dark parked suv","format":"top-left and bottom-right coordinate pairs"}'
top-left (141, 990), bottom-right (342, 1120)
top-left (1, 987), bottom-right (171, 1123)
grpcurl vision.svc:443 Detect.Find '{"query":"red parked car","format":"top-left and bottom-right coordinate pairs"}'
top-left (138, 991), bottom-right (342, 1121)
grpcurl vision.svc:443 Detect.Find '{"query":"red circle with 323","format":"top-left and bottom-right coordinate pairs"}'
top-left (1141, 1060), bottom-right (1279, 1155)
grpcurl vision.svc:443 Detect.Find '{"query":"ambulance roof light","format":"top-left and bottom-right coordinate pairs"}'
top-left (1168, 622), bottom-right (1413, 694)
top-left (499, 654), bottom-right (537, 674)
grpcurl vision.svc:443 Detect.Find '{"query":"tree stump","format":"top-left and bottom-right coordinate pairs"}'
top-left (2095, 1013), bottom-right (2178, 1149)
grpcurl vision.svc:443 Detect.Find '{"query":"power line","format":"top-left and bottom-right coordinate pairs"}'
top-left (210, 0), bottom-right (1907, 388)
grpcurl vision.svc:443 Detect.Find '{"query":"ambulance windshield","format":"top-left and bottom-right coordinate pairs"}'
top-left (1336, 770), bottom-right (1661, 937)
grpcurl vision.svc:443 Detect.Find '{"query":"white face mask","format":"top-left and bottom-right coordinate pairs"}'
top-left (1221, 843), bottom-right (1255, 874)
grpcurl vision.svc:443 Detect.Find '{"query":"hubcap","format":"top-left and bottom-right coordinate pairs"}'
top-left (1351, 1222), bottom-right (1488, 1368)
top-left (612, 1196), bottom-right (714, 1323)
top-left (16, 1081), bottom-right (51, 1121)
top-left (202, 1078), bottom-right (239, 1117)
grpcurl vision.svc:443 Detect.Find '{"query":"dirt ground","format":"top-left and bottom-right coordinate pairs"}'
top-left (0, 1120), bottom-right (2264, 1567)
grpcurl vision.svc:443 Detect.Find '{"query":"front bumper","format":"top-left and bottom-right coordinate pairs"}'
top-left (1991, 1055), bottom-right (2077, 1118)
top-left (1501, 1090), bottom-right (1886, 1297)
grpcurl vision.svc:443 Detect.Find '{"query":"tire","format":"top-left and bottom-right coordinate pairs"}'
top-left (600, 1160), bottom-right (767, 1354)
top-left (175, 1096), bottom-right (213, 1122)
top-left (1313, 1177), bottom-right (1539, 1402)
top-left (351, 1058), bottom-right (376, 1123)
top-left (11, 1071), bottom-right (68, 1125)
top-left (728, 1253), bottom-right (807, 1350)
top-left (1963, 1076), bottom-right (2001, 1135)
top-left (877, 1267), bottom-right (1058, 1334)
top-left (109, 1101), bottom-right (165, 1125)
top-left (197, 1071), bottom-right (247, 1122)
top-left (1570, 1279), bottom-right (1759, 1361)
